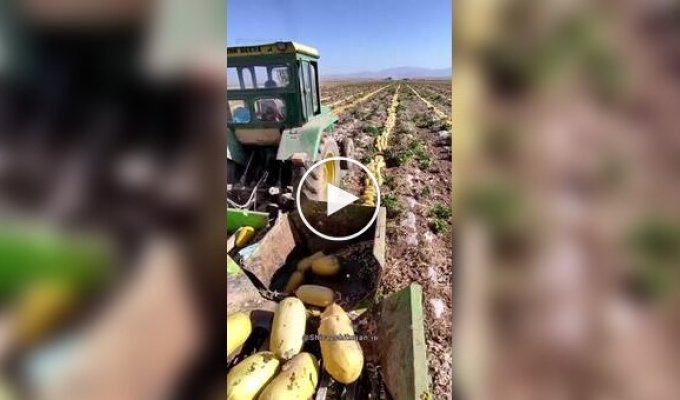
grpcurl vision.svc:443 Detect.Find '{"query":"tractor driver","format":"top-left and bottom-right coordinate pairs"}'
top-left (259, 79), bottom-right (284, 121)
top-left (259, 99), bottom-right (285, 122)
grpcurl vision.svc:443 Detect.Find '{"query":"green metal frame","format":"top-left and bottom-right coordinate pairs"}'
top-left (226, 209), bottom-right (269, 235)
top-left (227, 49), bottom-right (318, 129)
top-left (276, 105), bottom-right (337, 162)
top-left (379, 284), bottom-right (432, 399)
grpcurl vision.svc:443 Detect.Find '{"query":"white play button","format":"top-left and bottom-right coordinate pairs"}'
top-left (326, 183), bottom-right (359, 216)
top-left (296, 156), bottom-right (381, 241)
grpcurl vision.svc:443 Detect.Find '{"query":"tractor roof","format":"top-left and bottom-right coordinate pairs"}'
top-left (227, 41), bottom-right (319, 59)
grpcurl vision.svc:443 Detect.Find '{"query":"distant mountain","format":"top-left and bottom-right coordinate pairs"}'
top-left (321, 67), bottom-right (451, 81)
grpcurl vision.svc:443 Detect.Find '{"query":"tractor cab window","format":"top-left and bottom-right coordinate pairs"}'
top-left (299, 61), bottom-right (320, 118)
top-left (227, 100), bottom-right (251, 123)
top-left (254, 98), bottom-right (286, 122)
top-left (227, 68), bottom-right (241, 89)
top-left (227, 65), bottom-right (290, 90)
top-left (310, 63), bottom-right (320, 114)
top-left (227, 68), bottom-right (254, 89)
top-left (254, 65), bottom-right (290, 88)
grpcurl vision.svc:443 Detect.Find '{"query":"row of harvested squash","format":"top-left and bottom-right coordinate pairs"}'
top-left (227, 295), bottom-right (364, 399)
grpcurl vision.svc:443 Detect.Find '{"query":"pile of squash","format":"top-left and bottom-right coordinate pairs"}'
top-left (226, 253), bottom-right (365, 400)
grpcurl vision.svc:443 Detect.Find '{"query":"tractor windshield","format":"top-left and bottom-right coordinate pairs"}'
top-left (227, 65), bottom-right (290, 90)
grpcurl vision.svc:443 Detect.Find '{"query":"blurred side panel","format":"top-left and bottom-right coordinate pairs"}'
top-left (455, 0), bottom-right (680, 399)
top-left (0, 0), bottom-right (226, 398)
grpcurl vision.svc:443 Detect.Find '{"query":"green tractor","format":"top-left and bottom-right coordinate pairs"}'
top-left (227, 42), bottom-right (353, 212)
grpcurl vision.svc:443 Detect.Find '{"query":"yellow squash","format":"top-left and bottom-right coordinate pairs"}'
top-left (270, 297), bottom-right (307, 360)
top-left (16, 280), bottom-right (76, 346)
top-left (227, 351), bottom-right (280, 400)
top-left (295, 285), bottom-right (335, 307)
top-left (296, 251), bottom-right (325, 272)
top-left (227, 312), bottom-right (252, 357)
top-left (318, 303), bottom-right (364, 384)
top-left (284, 271), bottom-right (305, 293)
top-left (311, 255), bottom-right (340, 276)
top-left (258, 352), bottom-right (319, 400)
top-left (235, 226), bottom-right (256, 248)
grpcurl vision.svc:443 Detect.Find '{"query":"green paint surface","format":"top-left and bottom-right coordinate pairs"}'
top-left (379, 284), bottom-right (430, 399)
top-left (226, 209), bottom-right (268, 234)
top-left (276, 108), bottom-right (337, 161)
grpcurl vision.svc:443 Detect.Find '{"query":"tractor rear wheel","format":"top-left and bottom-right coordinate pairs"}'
top-left (293, 136), bottom-right (341, 202)
top-left (340, 138), bottom-right (355, 171)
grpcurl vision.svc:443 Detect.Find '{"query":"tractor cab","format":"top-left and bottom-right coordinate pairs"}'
top-left (227, 42), bottom-right (323, 145)
top-left (227, 42), bottom-right (346, 211)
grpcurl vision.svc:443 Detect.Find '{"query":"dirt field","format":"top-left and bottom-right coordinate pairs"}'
top-left (321, 80), bottom-right (453, 398)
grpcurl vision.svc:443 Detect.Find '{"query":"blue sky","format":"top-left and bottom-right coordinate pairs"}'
top-left (226, 0), bottom-right (452, 75)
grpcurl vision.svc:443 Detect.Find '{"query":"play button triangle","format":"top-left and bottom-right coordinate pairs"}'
top-left (326, 184), bottom-right (359, 216)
